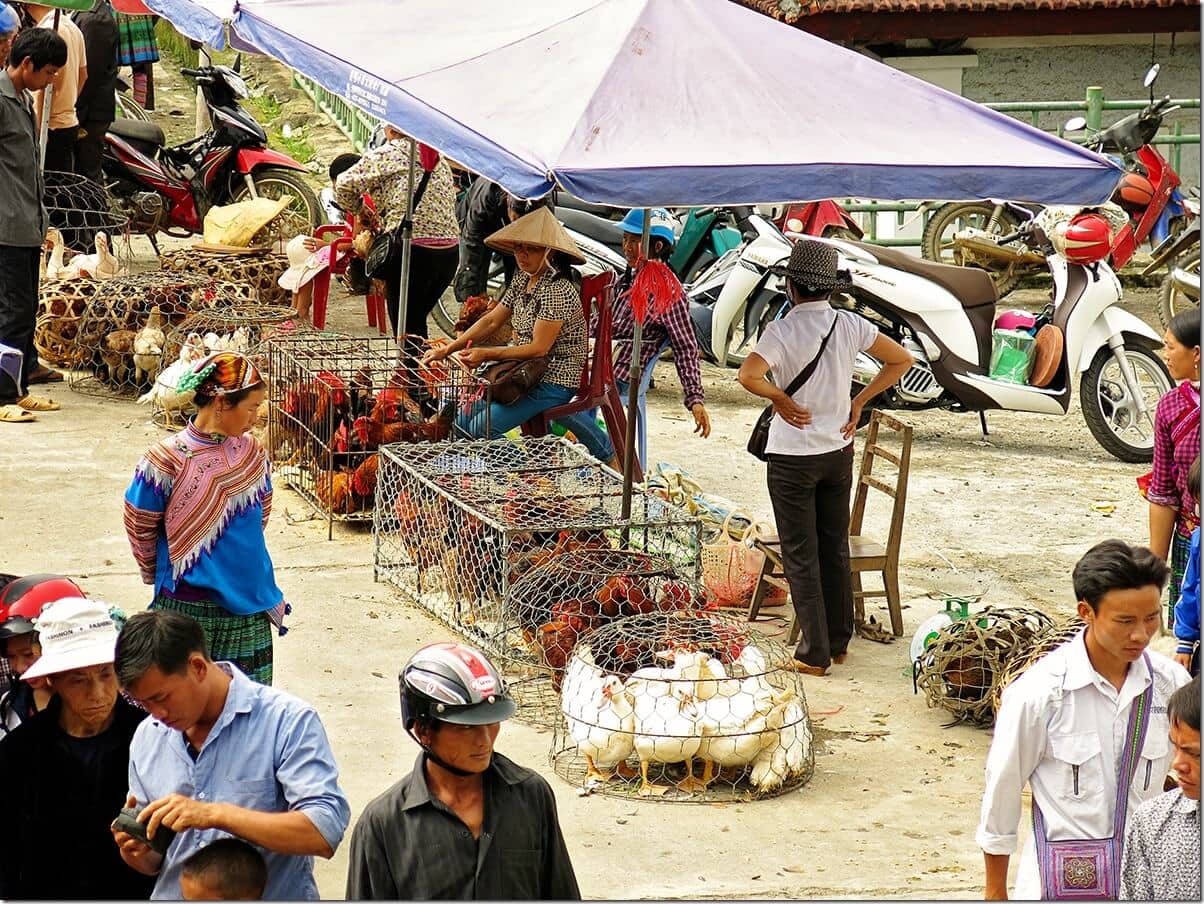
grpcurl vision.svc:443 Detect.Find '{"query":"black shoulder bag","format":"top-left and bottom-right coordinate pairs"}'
top-left (364, 166), bottom-right (435, 280)
top-left (747, 317), bottom-right (838, 462)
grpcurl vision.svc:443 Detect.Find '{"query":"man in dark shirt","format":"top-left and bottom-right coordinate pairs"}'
top-left (0, 597), bottom-right (154, 900)
top-left (71, 0), bottom-right (117, 181)
top-left (346, 642), bottom-right (580, 900)
top-left (453, 176), bottom-right (555, 305)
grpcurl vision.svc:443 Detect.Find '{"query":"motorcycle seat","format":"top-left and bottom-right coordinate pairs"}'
top-left (557, 192), bottom-right (622, 219)
top-left (109, 119), bottom-right (166, 147)
top-left (854, 241), bottom-right (998, 309)
top-left (557, 207), bottom-right (626, 250)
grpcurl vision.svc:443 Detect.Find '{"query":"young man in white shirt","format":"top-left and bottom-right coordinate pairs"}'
top-left (977, 539), bottom-right (1191, 899)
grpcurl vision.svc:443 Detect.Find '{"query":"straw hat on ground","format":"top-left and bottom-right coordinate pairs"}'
top-left (485, 206), bottom-right (586, 265)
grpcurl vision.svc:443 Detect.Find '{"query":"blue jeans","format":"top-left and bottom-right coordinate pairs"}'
top-left (456, 381), bottom-right (615, 462)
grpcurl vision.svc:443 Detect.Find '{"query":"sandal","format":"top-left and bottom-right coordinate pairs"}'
top-left (17, 394), bottom-right (60, 412)
top-left (27, 366), bottom-right (64, 384)
top-left (0, 405), bottom-right (36, 423)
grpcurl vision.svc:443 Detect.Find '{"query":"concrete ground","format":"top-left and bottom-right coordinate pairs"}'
top-left (2, 265), bottom-right (1177, 898)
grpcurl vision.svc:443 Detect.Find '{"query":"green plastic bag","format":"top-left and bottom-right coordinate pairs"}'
top-left (989, 329), bottom-right (1035, 384)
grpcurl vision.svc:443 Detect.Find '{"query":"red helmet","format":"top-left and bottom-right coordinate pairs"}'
top-left (1058, 213), bottom-right (1113, 264)
top-left (0, 574), bottom-right (85, 639)
top-left (1114, 172), bottom-right (1155, 213)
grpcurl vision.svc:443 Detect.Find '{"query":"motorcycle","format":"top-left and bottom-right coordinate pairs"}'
top-left (1141, 214), bottom-right (1200, 328)
top-left (841, 208), bottom-right (1171, 462)
top-left (921, 64), bottom-right (1194, 294)
top-left (772, 199), bottom-right (863, 242)
top-left (102, 63), bottom-right (321, 248)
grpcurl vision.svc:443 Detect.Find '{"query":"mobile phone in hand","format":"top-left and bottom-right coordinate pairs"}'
top-left (112, 806), bottom-right (176, 856)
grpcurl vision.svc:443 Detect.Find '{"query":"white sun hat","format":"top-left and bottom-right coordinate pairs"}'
top-left (22, 597), bottom-right (119, 680)
top-left (277, 234), bottom-right (330, 292)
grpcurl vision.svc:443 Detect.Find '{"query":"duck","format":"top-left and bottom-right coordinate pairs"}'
top-left (627, 678), bottom-right (702, 796)
top-left (133, 306), bottom-right (166, 385)
top-left (693, 681), bottom-right (780, 788)
top-left (563, 672), bottom-right (637, 783)
top-left (137, 333), bottom-right (206, 410)
top-left (748, 693), bottom-right (811, 793)
top-left (62, 232), bottom-right (125, 280)
top-left (43, 228), bottom-right (67, 279)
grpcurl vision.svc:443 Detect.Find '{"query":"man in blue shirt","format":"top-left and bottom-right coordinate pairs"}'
top-left (111, 610), bottom-right (350, 900)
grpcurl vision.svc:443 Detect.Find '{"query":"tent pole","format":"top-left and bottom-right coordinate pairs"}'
top-left (619, 209), bottom-right (651, 522)
top-left (395, 138), bottom-right (418, 346)
top-left (37, 8), bottom-right (61, 171)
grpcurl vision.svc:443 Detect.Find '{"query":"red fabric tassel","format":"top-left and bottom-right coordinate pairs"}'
top-left (417, 142), bottom-right (440, 172)
top-left (627, 259), bottom-right (682, 325)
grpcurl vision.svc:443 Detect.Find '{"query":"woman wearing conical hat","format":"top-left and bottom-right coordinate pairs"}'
top-left (424, 207), bottom-right (616, 465)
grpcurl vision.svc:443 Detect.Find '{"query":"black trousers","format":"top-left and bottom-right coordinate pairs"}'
top-left (383, 243), bottom-right (459, 339)
top-left (43, 127), bottom-right (76, 174)
top-left (74, 120), bottom-right (112, 182)
top-left (0, 246), bottom-right (41, 404)
top-left (453, 235), bottom-right (514, 304)
top-left (767, 445), bottom-right (855, 668)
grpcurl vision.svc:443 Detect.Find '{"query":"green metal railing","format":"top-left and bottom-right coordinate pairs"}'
top-left (293, 75), bottom-right (1199, 249)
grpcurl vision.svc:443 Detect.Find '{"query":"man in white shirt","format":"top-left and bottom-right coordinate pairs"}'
top-left (26, 3), bottom-right (87, 173)
top-left (977, 539), bottom-right (1191, 899)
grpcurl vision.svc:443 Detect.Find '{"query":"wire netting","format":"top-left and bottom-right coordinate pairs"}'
top-left (159, 246), bottom-right (291, 307)
top-left (64, 273), bottom-right (254, 398)
top-left (550, 610), bottom-right (815, 802)
top-left (491, 548), bottom-right (705, 726)
top-left (266, 334), bottom-right (491, 536)
top-left (43, 170), bottom-right (129, 255)
top-left (991, 616), bottom-right (1086, 716)
top-left (914, 606), bottom-right (1056, 726)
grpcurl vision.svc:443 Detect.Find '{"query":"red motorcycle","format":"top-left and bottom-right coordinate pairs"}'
top-left (102, 63), bottom-right (320, 249)
top-left (773, 199), bottom-right (863, 241)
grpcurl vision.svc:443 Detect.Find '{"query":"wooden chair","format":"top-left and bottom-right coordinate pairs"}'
top-left (521, 272), bottom-right (637, 479)
top-left (747, 410), bottom-right (913, 641)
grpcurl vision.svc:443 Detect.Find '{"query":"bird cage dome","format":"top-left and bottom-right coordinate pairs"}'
top-left (66, 273), bottom-right (253, 398)
top-left (552, 610), bottom-right (815, 802)
top-left (147, 304), bottom-right (305, 429)
top-left (914, 606), bottom-right (1056, 726)
top-left (42, 170), bottom-right (129, 261)
top-left (160, 245), bottom-right (292, 306)
top-left (496, 548), bottom-right (704, 727)
top-left (991, 616), bottom-right (1085, 716)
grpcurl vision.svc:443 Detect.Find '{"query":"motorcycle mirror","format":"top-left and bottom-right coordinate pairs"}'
top-left (233, 54), bottom-right (242, 74)
top-left (1063, 116), bottom-right (1088, 133)
top-left (1143, 63), bottom-right (1160, 88)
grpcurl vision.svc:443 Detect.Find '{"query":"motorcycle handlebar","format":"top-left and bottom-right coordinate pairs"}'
top-left (180, 67), bottom-right (203, 77)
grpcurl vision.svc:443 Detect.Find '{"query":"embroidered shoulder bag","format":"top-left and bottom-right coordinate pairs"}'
top-left (1032, 654), bottom-right (1154, 900)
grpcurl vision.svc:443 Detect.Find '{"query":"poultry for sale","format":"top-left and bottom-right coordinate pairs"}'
top-left (278, 370), bottom-right (352, 466)
top-left (748, 695), bottom-right (810, 793)
top-left (629, 682), bottom-right (702, 797)
top-left (138, 333), bottom-right (206, 410)
top-left (393, 490), bottom-right (446, 572)
top-left (63, 231), bottom-right (125, 280)
top-left (350, 453), bottom-right (379, 501)
top-left (692, 678), bottom-right (780, 789)
top-left (454, 294), bottom-right (511, 347)
top-left (42, 228), bottom-right (67, 279)
top-left (315, 468), bottom-right (359, 514)
top-left (132, 306), bottom-right (166, 385)
top-left (562, 664), bottom-right (637, 783)
top-left (100, 330), bottom-right (137, 384)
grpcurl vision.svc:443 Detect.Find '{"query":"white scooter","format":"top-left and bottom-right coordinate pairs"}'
top-left (724, 208), bottom-right (1172, 462)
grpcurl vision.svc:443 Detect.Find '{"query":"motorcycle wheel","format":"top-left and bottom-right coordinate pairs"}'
top-left (1157, 247), bottom-right (1200, 330)
top-left (231, 167), bottom-right (323, 236)
top-left (920, 202), bottom-right (1025, 296)
top-left (1079, 340), bottom-right (1173, 463)
top-left (115, 92), bottom-right (151, 123)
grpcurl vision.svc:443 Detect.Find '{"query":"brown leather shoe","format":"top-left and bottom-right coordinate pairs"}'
top-left (786, 660), bottom-right (828, 677)
top-left (832, 652), bottom-right (848, 665)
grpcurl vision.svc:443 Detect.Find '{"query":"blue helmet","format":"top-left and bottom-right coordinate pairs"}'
top-left (0, 4), bottom-right (19, 36)
top-left (618, 208), bottom-right (676, 248)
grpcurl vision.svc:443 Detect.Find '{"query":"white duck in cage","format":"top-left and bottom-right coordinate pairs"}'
top-left (563, 671), bottom-right (637, 783)
top-left (695, 683), bottom-right (792, 789)
top-left (62, 232), bottom-right (125, 280)
top-left (42, 228), bottom-right (68, 279)
top-left (628, 679), bottom-right (702, 796)
top-left (137, 332), bottom-right (206, 410)
top-left (749, 694), bottom-right (810, 793)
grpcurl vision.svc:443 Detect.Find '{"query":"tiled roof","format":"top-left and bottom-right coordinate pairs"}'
top-left (735, 0), bottom-right (1195, 22)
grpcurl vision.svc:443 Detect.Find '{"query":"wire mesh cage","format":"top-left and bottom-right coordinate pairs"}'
top-left (43, 170), bottom-right (129, 258)
top-left (373, 434), bottom-right (703, 653)
top-left (266, 334), bottom-right (492, 536)
top-left (144, 305), bottom-right (305, 429)
top-left (66, 273), bottom-right (254, 398)
top-left (550, 610), bottom-right (815, 802)
top-left (492, 548), bottom-right (705, 726)
top-left (159, 246), bottom-right (291, 307)
top-left (991, 616), bottom-right (1086, 716)
top-left (35, 278), bottom-right (98, 369)
top-left (914, 606), bottom-right (1057, 726)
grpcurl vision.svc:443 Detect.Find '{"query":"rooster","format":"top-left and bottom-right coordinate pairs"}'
top-left (277, 370), bottom-right (352, 466)
top-left (315, 468), bottom-right (359, 514)
top-left (454, 295), bottom-right (511, 347)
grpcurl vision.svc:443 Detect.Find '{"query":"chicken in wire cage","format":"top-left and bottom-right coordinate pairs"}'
top-left (373, 435), bottom-right (702, 640)
top-left (552, 611), bottom-right (815, 801)
top-left (914, 606), bottom-right (1056, 726)
top-left (491, 548), bottom-right (704, 725)
top-left (42, 170), bottom-right (129, 255)
top-left (265, 334), bottom-right (490, 536)
top-left (65, 273), bottom-right (253, 398)
top-left (991, 616), bottom-right (1086, 716)
top-left (143, 304), bottom-right (303, 428)
top-left (159, 245), bottom-right (291, 306)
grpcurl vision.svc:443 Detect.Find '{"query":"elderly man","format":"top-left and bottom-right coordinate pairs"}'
top-left (113, 609), bottom-right (350, 900)
top-left (0, 597), bottom-right (154, 899)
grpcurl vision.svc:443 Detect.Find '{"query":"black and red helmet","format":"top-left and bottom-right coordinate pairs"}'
top-left (400, 642), bottom-right (516, 728)
top-left (0, 574), bottom-right (85, 639)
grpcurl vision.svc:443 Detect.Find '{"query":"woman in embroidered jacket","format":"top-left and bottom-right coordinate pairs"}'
top-left (123, 352), bottom-right (284, 685)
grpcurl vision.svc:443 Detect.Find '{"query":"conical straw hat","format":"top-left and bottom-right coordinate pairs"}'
top-left (485, 206), bottom-right (586, 265)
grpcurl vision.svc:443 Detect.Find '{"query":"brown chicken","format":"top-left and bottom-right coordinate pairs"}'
top-left (455, 294), bottom-right (511, 347)
top-left (315, 468), bottom-right (359, 515)
top-left (350, 453), bottom-right (379, 501)
top-left (278, 370), bottom-right (351, 465)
